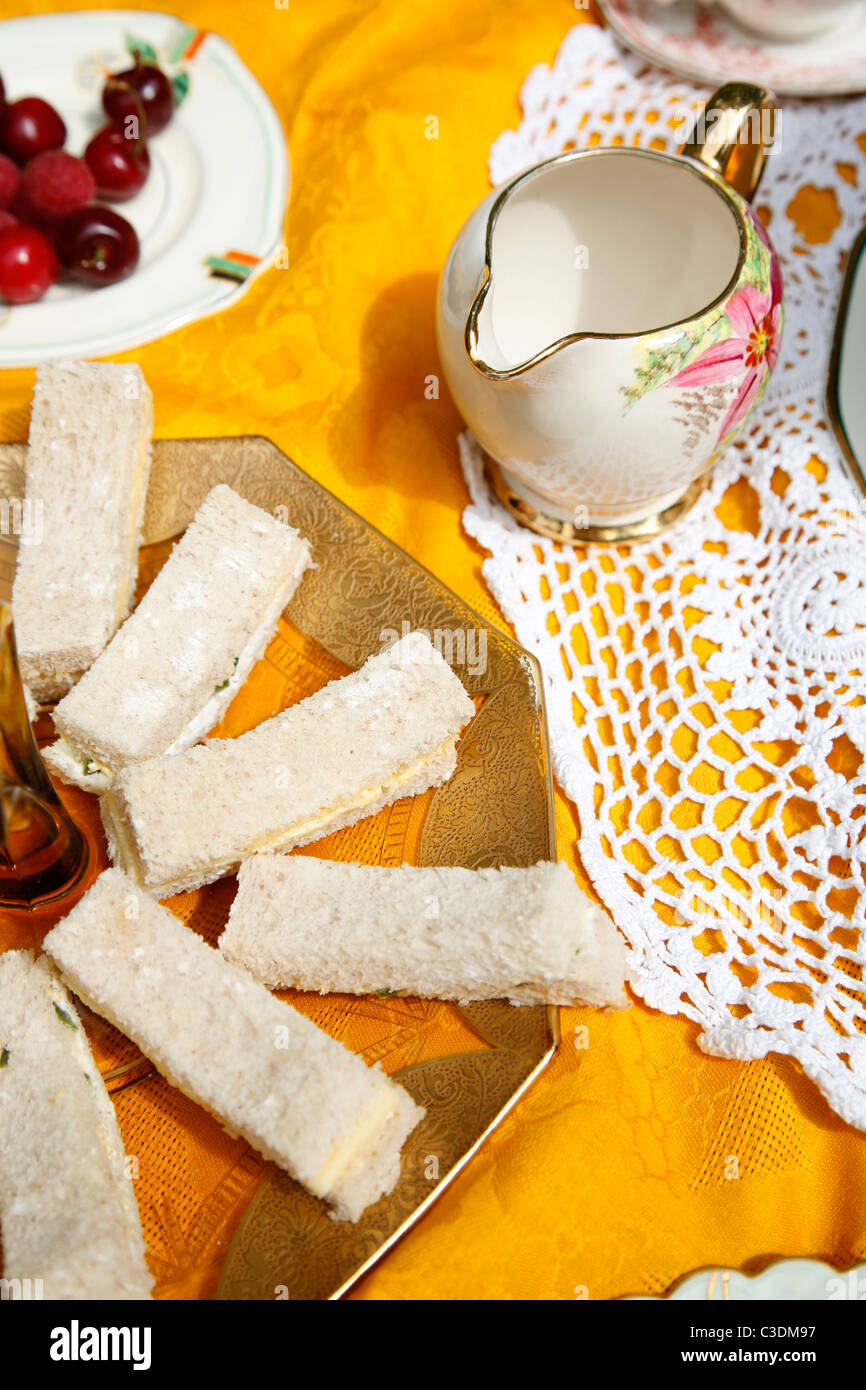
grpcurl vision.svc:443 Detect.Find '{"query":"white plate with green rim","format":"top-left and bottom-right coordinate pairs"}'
top-left (0, 10), bottom-right (289, 365)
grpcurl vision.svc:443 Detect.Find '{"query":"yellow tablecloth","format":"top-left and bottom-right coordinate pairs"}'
top-left (1, 0), bottom-right (865, 1301)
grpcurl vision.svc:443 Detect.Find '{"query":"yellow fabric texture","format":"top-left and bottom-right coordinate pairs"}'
top-left (1, 0), bottom-right (865, 1301)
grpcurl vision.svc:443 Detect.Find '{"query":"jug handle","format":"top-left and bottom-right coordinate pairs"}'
top-left (681, 82), bottom-right (777, 202)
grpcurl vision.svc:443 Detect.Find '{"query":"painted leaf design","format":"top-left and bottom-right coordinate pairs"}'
top-left (172, 72), bottom-right (190, 107)
top-left (125, 35), bottom-right (159, 63)
top-left (620, 314), bottom-right (726, 411)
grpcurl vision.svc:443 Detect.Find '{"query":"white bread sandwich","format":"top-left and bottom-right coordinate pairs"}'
top-left (44, 484), bottom-right (313, 793)
top-left (11, 361), bottom-right (153, 705)
top-left (0, 950), bottom-right (153, 1300)
top-left (44, 869), bottom-right (425, 1224)
top-left (220, 856), bottom-right (628, 1008)
top-left (100, 630), bottom-right (476, 898)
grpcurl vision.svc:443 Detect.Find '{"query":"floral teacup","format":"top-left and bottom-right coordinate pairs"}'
top-left (436, 83), bottom-right (783, 541)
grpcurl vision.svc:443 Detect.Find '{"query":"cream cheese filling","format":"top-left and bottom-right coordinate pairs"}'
top-left (307, 1084), bottom-right (398, 1198)
top-left (107, 735), bottom-right (456, 891)
top-left (248, 737), bottom-right (455, 855)
top-left (46, 739), bottom-right (112, 793)
top-left (101, 798), bottom-right (144, 886)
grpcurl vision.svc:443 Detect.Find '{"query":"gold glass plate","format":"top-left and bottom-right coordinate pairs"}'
top-left (0, 437), bottom-right (557, 1302)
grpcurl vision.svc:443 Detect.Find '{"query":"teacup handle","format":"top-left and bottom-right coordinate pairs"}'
top-left (681, 82), bottom-right (777, 202)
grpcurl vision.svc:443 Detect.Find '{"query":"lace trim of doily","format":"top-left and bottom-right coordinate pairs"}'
top-left (461, 23), bottom-right (866, 1128)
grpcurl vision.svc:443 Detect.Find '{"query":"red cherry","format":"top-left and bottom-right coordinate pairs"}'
top-left (10, 181), bottom-right (66, 241)
top-left (0, 225), bottom-right (58, 303)
top-left (0, 76), bottom-right (5, 111)
top-left (9, 189), bottom-right (56, 238)
top-left (21, 150), bottom-right (95, 222)
top-left (0, 97), bottom-right (66, 165)
top-left (0, 210), bottom-right (18, 236)
top-left (85, 125), bottom-right (150, 201)
top-left (102, 57), bottom-right (174, 136)
top-left (55, 205), bottom-right (139, 286)
top-left (0, 152), bottom-right (19, 209)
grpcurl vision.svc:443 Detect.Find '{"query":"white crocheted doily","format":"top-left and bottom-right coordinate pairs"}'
top-left (461, 23), bottom-right (866, 1128)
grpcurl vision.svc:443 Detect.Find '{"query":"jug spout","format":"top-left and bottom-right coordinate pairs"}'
top-left (467, 266), bottom-right (568, 379)
top-left (467, 281), bottom-right (513, 376)
top-left (465, 184), bottom-right (598, 378)
top-left (468, 282), bottom-right (492, 364)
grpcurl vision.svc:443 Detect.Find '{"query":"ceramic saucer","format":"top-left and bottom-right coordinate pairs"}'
top-left (599, 0), bottom-right (866, 96)
top-left (0, 10), bottom-right (289, 366)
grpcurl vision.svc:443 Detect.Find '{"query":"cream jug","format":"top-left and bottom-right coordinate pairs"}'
top-left (436, 84), bottom-right (782, 541)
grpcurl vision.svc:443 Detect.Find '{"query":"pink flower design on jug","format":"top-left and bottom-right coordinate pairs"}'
top-left (623, 201), bottom-right (783, 455)
top-left (665, 280), bottom-right (782, 444)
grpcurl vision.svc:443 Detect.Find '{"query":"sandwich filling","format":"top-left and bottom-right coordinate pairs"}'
top-left (102, 734), bottom-right (457, 893)
top-left (307, 1085), bottom-right (400, 1198)
top-left (249, 736), bottom-right (457, 854)
top-left (45, 740), bottom-right (113, 793)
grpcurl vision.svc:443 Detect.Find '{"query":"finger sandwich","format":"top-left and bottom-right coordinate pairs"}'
top-left (220, 856), bottom-right (629, 1008)
top-left (0, 950), bottom-right (153, 1300)
top-left (45, 484), bottom-right (313, 793)
top-left (11, 361), bottom-right (154, 705)
top-left (100, 630), bottom-right (476, 898)
top-left (44, 870), bottom-right (425, 1224)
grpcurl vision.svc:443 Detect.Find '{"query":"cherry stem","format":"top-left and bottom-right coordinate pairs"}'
top-left (105, 77), bottom-right (148, 152)
top-left (81, 241), bottom-right (110, 272)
